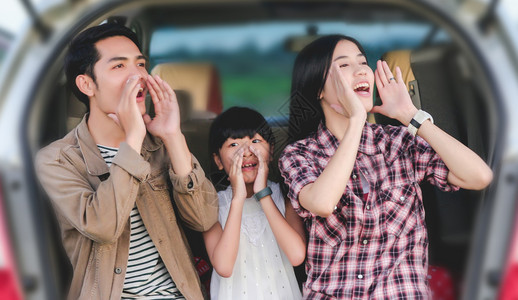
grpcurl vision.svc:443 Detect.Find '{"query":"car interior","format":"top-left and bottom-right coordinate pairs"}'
top-left (25, 2), bottom-right (499, 299)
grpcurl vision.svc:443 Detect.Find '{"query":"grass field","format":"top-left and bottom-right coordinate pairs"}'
top-left (222, 73), bottom-right (291, 117)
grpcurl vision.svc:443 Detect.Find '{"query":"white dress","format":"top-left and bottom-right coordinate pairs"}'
top-left (210, 181), bottom-right (302, 300)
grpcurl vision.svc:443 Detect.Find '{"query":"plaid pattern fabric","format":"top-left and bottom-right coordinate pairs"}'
top-left (279, 122), bottom-right (459, 299)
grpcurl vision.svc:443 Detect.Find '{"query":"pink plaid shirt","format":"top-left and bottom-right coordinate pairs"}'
top-left (279, 122), bottom-right (459, 299)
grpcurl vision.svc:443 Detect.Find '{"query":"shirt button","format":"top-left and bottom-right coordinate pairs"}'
top-left (358, 274), bottom-right (363, 279)
top-left (362, 239), bottom-right (368, 245)
top-left (400, 196), bottom-right (405, 201)
top-left (114, 267), bottom-right (122, 274)
top-left (334, 206), bottom-right (338, 211)
top-left (366, 205), bottom-right (370, 210)
top-left (352, 174), bottom-right (357, 179)
top-left (187, 181), bottom-right (193, 189)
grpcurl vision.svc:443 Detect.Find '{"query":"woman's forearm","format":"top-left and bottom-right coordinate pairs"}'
top-left (416, 120), bottom-right (493, 190)
top-left (299, 118), bottom-right (364, 217)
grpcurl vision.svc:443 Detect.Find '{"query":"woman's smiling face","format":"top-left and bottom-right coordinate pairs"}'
top-left (320, 39), bottom-right (375, 116)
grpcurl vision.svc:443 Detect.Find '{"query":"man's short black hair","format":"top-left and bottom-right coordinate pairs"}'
top-left (64, 23), bottom-right (141, 109)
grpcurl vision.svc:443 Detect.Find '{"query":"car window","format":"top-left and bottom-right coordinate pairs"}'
top-left (149, 21), bottom-right (440, 118)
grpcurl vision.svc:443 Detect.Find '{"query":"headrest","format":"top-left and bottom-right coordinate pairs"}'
top-left (381, 49), bottom-right (421, 109)
top-left (151, 63), bottom-right (222, 117)
top-left (381, 50), bottom-right (415, 92)
top-left (174, 90), bottom-right (193, 123)
top-left (374, 49), bottom-right (422, 125)
top-left (66, 94), bottom-right (87, 132)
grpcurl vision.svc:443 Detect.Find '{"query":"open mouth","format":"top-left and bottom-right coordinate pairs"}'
top-left (353, 82), bottom-right (370, 93)
top-left (136, 87), bottom-right (144, 98)
top-left (136, 87), bottom-right (147, 102)
top-left (241, 162), bottom-right (257, 170)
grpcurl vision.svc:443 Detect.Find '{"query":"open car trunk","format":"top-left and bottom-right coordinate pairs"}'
top-left (13, 1), bottom-right (502, 299)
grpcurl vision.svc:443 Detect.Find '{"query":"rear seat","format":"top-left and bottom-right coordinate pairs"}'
top-left (380, 44), bottom-right (487, 155)
top-left (151, 62), bottom-right (224, 173)
top-left (151, 62), bottom-right (223, 116)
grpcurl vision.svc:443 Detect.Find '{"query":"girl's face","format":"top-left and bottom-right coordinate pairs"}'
top-left (320, 39), bottom-right (374, 115)
top-left (213, 133), bottom-right (271, 185)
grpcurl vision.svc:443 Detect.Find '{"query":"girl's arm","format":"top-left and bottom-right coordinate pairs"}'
top-left (203, 199), bottom-right (244, 278)
top-left (371, 60), bottom-right (493, 190)
top-left (298, 63), bottom-right (367, 217)
top-left (259, 196), bottom-right (306, 266)
top-left (202, 149), bottom-right (247, 278)
top-left (250, 146), bottom-right (306, 265)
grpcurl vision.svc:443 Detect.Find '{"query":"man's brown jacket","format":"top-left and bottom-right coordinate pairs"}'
top-left (36, 116), bottom-right (218, 299)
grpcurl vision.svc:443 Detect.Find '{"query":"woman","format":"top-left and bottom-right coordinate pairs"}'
top-left (279, 35), bottom-right (493, 299)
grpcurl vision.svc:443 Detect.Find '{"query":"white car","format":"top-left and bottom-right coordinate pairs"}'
top-left (0, 0), bottom-right (517, 299)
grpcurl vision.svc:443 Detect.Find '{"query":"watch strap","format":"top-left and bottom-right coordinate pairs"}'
top-left (408, 110), bottom-right (434, 137)
top-left (253, 187), bottom-right (272, 201)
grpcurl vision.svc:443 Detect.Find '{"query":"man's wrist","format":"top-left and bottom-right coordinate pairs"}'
top-left (163, 132), bottom-right (192, 177)
top-left (125, 134), bottom-right (144, 154)
top-left (161, 131), bottom-right (185, 144)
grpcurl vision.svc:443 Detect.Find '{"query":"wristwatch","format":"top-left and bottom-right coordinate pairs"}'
top-left (408, 109), bottom-right (434, 137)
top-left (253, 187), bottom-right (272, 201)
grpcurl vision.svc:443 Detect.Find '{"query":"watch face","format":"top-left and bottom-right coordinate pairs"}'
top-left (408, 121), bottom-right (419, 137)
top-left (410, 118), bottom-right (422, 128)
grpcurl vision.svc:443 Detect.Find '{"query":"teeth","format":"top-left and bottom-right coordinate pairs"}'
top-left (353, 82), bottom-right (369, 90)
top-left (242, 163), bottom-right (254, 168)
top-left (139, 88), bottom-right (143, 93)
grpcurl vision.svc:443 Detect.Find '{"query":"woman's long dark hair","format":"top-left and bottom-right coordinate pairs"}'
top-left (288, 35), bottom-right (366, 142)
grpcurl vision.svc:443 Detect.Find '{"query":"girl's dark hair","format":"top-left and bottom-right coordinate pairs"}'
top-left (64, 23), bottom-right (141, 109)
top-left (288, 34), bottom-right (366, 142)
top-left (209, 107), bottom-right (275, 156)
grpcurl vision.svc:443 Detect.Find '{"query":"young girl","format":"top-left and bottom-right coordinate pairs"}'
top-left (279, 35), bottom-right (493, 299)
top-left (204, 107), bottom-right (306, 300)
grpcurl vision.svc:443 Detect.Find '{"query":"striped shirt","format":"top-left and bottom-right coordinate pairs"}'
top-left (98, 145), bottom-right (185, 300)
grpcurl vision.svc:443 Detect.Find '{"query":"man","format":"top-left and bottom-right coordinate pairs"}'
top-left (36, 23), bottom-right (218, 299)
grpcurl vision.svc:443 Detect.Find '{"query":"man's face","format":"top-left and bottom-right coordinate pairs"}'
top-left (89, 35), bottom-right (148, 116)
